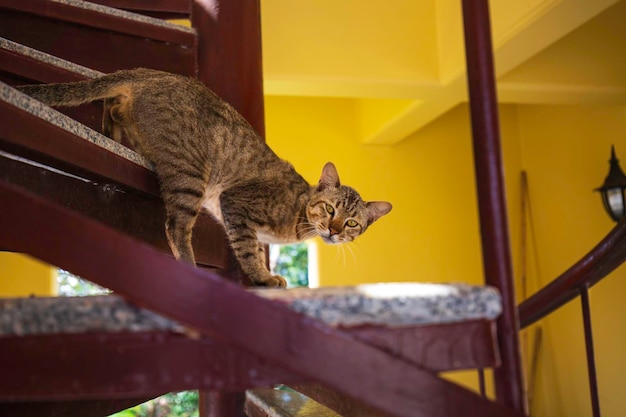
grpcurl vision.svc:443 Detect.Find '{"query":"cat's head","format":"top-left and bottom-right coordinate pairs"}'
top-left (306, 162), bottom-right (392, 244)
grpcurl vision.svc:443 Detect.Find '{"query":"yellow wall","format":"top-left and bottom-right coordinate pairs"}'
top-left (0, 253), bottom-right (56, 296)
top-left (266, 95), bottom-right (626, 415)
top-left (266, 97), bottom-right (473, 287)
top-left (265, 97), bottom-right (527, 288)
top-left (261, 0), bottom-right (439, 83)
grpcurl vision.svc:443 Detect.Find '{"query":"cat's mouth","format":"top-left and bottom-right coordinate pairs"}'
top-left (320, 232), bottom-right (340, 245)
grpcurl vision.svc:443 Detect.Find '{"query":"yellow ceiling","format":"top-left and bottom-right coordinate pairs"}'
top-left (260, 0), bottom-right (625, 144)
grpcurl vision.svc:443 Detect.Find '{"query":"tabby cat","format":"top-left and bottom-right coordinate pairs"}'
top-left (17, 68), bottom-right (392, 287)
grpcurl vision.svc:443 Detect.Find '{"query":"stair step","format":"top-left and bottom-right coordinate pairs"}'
top-left (0, 284), bottom-right (501, 337)
top-left (0, 0), bottom-right (197, 75)
top-left (246, 387), bottom-right (341, 417)
top-left (0, 283), bottom-right (500, 373)
top-left (1, 81), bottom-right (151, 170)
top-left (0, 295), bottom-right (184, 336)
top-left (0, 36), bottom-right (106, 131)
top-left (0, 285), bottom-right (500, 400)
top-left (254, 282), bottom-right (501, 327)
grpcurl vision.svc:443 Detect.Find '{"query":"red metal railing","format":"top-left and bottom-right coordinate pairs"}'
top-left (518, 218), bottom-right (626, 417)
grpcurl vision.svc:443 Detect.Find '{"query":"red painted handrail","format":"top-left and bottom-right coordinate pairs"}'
top-left (519, 219), bottom-right (626, 328)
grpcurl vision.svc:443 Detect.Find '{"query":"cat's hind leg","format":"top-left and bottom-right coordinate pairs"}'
top-left (159, 173), bottom-right (206, 265)
top-left (102, 98), bottom-right (122, 142)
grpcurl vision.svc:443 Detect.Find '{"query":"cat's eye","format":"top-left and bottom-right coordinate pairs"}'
top-left (346, 220), bottom-right (358, 228)
top-left (325, 204), bottom-right (335, 215)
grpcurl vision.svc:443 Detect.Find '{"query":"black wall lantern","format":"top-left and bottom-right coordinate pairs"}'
top-left (596, 146), bottom-right (626, 222)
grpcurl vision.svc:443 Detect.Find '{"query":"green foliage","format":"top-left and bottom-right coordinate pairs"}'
top-left (272, 242), bottom-right (308, 287)
top-left (109, 391), bottom-right (198, 417)
top-left (57, 269), bottom-right (109, 296)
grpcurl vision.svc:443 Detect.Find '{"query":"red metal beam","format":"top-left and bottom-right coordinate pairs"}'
top-left (0, 0), bottom-right (194, 45)
top-left (348, 319), bottom-right (499, 372)
top-left (0, 398), bottom-right (153, 417)
top-left (461, 0), bottom-right (526, 413)
top-left (199, 392), bottom-right (247, 417)
top-left (0, 48), bottom-right (96, 85)
top-left (88, 0), bottom-right (191, 18)
top-left (0, 331), bottom-right (300, 400)
top-left (0, 181), bottom-right (525, 417)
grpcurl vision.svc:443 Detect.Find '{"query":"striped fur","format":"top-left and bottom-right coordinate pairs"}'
top-left (17, 68), bottom-right (392, 287)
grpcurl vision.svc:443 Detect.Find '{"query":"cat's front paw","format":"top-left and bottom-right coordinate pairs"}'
top-left (256, 274), bottom-right (287, 288)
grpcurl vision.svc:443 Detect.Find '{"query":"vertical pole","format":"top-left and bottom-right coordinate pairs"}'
top-left (478, 369), bottom-right (487, 398)
top-left (199, 391), bottom-right (247, 417)
top-left (580, 286), bottom-right (602, 417)
top-left (191, 0), bottom-right (266, 137)
top-left (191, 2), bottom-right (266, 416)
top-left (461, 0), bottom-right (526, 413)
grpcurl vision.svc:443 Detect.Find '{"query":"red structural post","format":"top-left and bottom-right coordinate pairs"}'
top-left (199, 392), bottom-right (246, 417)
top-left (191, 2), bottom-right (266, 415)
top-left (191, 0), bottom-right (265, 137)
top-left (461, 0), bottom-right (527, 414)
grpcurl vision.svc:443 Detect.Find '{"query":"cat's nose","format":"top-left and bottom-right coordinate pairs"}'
top-left (329, 227), bottom-right (339, 236)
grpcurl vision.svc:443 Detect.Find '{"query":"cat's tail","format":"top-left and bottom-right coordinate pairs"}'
top-left (16, 74), bottom-right (127, 107)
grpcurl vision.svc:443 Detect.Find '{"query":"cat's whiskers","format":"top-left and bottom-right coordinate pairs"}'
top-left (331, 243), bottom-right (342, 266)
top-left (301, 231), bottom-right (319, 241)
top-left (340, 243), bottom-right (348, 269)
top-left (296, 223), bottom-right (319, 241)
top-left (296, 217), bottom-right (319, 241)
top-left (342, 241), bottom-right (358, 268)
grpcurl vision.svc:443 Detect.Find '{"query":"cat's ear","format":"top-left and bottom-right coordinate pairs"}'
top-left (366, 201), bottom-right (392, 224)
top-left (318, 162), bottom-right (341, 190)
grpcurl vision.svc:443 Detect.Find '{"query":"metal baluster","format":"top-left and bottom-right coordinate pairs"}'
top-left (580, 285), bottom-right (602, 417)
top-left (478, 369), bottom-right (487, 398)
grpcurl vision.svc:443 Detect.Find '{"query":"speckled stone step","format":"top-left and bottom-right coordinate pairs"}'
top-left (0, 283), bottom-right (501, 336)
top-left (0, 81), bottom-right (153, 170)
top-left (0, 295), bottom-right (184, 336)
top-left (253, 282), bottom-right (502, 327)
